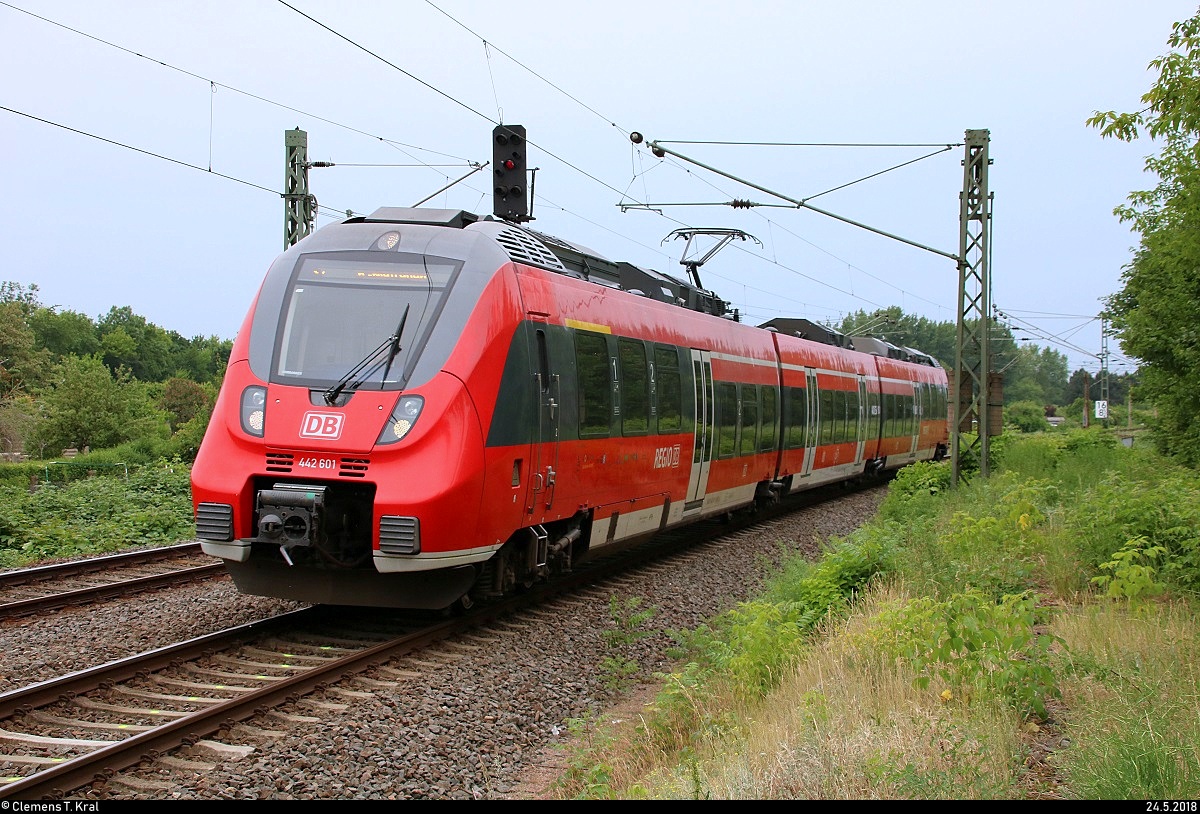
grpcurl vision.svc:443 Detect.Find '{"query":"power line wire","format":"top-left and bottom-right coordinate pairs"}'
top-left (8, 0), bottom-right (967, 329)
top-left (0, 0), bottom-right (476, 168)
top-left (1, 106), bottom-right (277, 197)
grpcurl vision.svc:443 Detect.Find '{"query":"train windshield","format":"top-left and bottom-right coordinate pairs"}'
top-left (272, 252), bottom-right (462, 388)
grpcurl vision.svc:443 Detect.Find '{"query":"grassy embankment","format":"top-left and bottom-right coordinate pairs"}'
top-left (551, 430), bottom-right (1200, 800)
top-left (2, 433), bottom-right (1197, 799)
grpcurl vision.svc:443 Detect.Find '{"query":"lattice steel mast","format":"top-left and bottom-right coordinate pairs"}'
top-left (951, 129), bottom-right (994, 485)
top-left (284, 128), bottom-right (316, 249)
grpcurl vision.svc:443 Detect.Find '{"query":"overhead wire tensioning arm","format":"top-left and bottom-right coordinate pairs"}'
top-left (640, 138), bottom-right (960, 263)
top-left (412, 162), bottom-right (486, 207)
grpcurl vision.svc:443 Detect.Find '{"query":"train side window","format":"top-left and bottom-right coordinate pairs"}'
top-left (840, 391), bottom-right (849, 444)
top-left (819, 389), bottom-right (834, 445)
top-left (618, 338), bottom-right (649, 435)
top-left (854, 388), bottom-right (863, 440)
top-left (783, 385), bottom-right (807, 449)
top-left (739, 384), bottom-right (759, 456)
top-left (536, 329), bottom-right (550, 394)
top-left (759, 385), bottom-right (778, 452)
top-left (654, 346), bottom-right (682, 433)
top-left (866, 389), bottom-right (881, 440)
top-left (574, 331), bottom-right (611, 437)
top-left (714, 382), bottom-right (738, 459)
top-left (842, 389), bottom-right (851, 442)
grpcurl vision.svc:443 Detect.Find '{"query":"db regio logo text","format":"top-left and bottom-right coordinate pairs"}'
top-left (300, 411), bottom-right (344, 440)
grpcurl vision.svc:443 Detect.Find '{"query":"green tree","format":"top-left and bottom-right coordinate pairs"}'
top-left (169, 333), bottom-right (232, 384)
top-left (838, 307), bottom-right (1069, 410)
top-left (29, 307), bottom-right (100, 358)
top-left (157, 377), bottom-right (212, 432)
top-left (1000, 345), bottom-right (1069, 407)
top-left (1088, 8), bottom-right (1200, 465)
top-left (97, 305), bottom-right (174, 382)
top-left (0, 283), bottom-right (52, 453)
top-left (30, 355), bottom-right (168, 456)
top-left (0, 281), bottom-right (41, 315)
top-left (0, 301), bottom-right (49, 392)
top-left (1005, 400), bottom-right (1050, 433)
top-left (0, 393), bottom-right (37, 456)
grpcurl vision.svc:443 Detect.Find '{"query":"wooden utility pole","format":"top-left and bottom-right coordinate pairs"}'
top-left (1082, 371), bottom-right (1090, 428)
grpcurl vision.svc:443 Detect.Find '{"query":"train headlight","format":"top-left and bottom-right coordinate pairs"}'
top-left (377, 395), bottom-right (424, 445)
top-left (240, 385), bottom-right (267, 437)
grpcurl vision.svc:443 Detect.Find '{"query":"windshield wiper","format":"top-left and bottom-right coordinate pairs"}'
top-left (377, 304), bottom-right (410, 389)
top-left (323, 304), bottom-right (411, 406)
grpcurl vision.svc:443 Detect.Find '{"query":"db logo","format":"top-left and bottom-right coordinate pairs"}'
top-left (300, 411), bottom-right (344, 440)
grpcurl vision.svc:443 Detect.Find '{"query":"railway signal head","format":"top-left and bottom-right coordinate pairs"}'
top-left (492, 124), bottom-right (528, 222)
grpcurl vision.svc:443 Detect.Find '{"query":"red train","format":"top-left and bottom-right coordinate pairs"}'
top-left (191, 206), bottom-right (948, 611)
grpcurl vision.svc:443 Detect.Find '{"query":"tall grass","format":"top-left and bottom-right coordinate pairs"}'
top-left (546, 429), bottom-right (1200, 799)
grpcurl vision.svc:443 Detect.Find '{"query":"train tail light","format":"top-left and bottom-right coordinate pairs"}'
top-left (240, 386), bottom-right (267, 437)
top-left (377, 395), bottom-right (425, 445)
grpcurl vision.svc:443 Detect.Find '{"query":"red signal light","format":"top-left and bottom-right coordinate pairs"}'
top-left (492, 124), bottom-right (528, 220)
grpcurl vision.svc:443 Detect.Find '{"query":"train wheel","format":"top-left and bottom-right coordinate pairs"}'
top-left (451, 592), bottom-right (474, 615)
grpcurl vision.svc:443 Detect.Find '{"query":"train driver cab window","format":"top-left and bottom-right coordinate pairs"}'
top-left (575, 332), bottom-right (612, 437)
top-left (273, 253), bottom-right (461, 388)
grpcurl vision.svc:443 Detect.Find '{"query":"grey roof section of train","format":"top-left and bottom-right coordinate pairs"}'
top-left (349, 208), bottom-right (937, 365)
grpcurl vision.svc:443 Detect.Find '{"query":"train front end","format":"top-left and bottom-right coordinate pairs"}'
top-left (190, 209), bottom-right (516, 609)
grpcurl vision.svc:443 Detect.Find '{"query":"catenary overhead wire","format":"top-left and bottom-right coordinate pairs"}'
top-left (0, 0), bottom-right (475, 170)
top-left (362, 1), bottom-right (955, 319)
top-left (0, 105), bottom-right (348, 222)
top-left (6, 0), bottom-right (976, 330)
top-left (5, 0), bottom-right (956, 326)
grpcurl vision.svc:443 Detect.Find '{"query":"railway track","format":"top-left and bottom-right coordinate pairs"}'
top-left (0, 605), bottom-right (459, 799)
top-left (0, 542), bottom-right (225, 619)
top-left (0, 477), bottom-right (891, 800)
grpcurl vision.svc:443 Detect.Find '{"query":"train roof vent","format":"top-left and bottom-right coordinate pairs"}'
top-left (488, 225), bottom-right (568, 273)
top-left (355, 208), bottom-right (479, 228)
top-left (758, 318), bottom-right (849, 348)
top-left (848, 336), bottom-right (890, 357)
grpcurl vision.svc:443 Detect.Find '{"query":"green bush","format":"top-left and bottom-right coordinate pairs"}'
top-left (849, 588), bottom-right (1062, 720)
top-left (1005, 400), bottom-right (1050, 433)
top-left (1067, 470), bottom-right (1200, 596)
top-left (0, 458), bottom-right (194, 568)
top-left (886, 460), bottom-right (953, 502)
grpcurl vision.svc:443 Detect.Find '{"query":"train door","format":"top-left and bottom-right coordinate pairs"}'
top-left (527, 324), bottom-right (560, 515)
top-left (908, 381), bottom-right (921, 455)
top-left (801, 368), bottom-right (818, 477)
top-left (684, 349), bottom-right (715, 510)
top-left (854, 375), bottom-right (868, 465)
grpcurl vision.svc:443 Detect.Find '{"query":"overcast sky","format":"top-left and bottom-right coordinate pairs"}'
top-left (3, 0), bottom-right (1195, 375)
